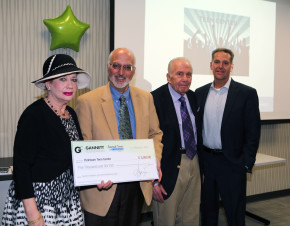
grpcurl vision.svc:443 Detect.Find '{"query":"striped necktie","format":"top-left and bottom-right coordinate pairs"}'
top-left (119, 95), bottom-right (133, 139)
top-left (179, 96), bottom-right (197, 159)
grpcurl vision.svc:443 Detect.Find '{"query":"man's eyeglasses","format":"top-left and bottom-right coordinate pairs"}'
top-left (110, 63), bottom-right (135, 72)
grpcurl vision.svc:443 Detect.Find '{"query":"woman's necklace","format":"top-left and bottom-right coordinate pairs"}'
top-left (45, 96), bottom-right (66, 117)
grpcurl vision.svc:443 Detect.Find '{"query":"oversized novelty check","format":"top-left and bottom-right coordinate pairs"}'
top-left (71, 139), bottom-right (158, 187)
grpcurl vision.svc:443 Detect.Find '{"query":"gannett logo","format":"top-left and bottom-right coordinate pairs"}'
top-left (75, 146), bottom-right (82, 153)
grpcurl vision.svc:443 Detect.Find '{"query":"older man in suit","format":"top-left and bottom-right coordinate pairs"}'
top-left (195, 48), bottom-right (261, 226)
top-left (151, 57), bottom-right (202, 226)
top-left (76, 48), bottom-right (163, 226)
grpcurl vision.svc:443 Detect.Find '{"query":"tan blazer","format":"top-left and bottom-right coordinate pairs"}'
top-left (76, 83), bottom-right (163, 216)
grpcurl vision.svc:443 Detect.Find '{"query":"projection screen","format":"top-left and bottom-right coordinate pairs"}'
top-left (114, 0), bottom-right (290, 120)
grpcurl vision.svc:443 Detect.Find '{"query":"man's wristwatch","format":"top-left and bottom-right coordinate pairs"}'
top-left (153, 179), bottom-right (159, 187)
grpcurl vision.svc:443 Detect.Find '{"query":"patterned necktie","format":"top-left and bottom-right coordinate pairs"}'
top-left (179, 96), bottom-right (197, 159)
top-left (119, 95), bottom-right (133, 139)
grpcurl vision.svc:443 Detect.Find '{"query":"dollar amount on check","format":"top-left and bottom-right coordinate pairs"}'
top-left (71, 139), bottom-right (158, 186)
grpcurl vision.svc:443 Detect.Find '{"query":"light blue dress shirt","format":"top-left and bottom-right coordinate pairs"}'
top-left (110, 85), bottom-right (136, 139)
top-left (202, 78), bottom-right (231, 149)
top-left (168, 84), bottom-right (197, 149)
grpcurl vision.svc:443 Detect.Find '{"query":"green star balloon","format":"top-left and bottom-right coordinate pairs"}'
top-left (43, 5), bottom-right (90, 52)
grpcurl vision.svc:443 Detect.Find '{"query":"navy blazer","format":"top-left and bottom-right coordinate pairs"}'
top-left (151, 84), bottom-right (202, 200)
top-left (195, 79), bottom-right (261, 172)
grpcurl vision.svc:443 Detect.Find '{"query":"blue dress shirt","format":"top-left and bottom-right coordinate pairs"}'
top-left (110, 85), bottom-right (136, 139)
top-left (202, 78), bottom-right (231, 149)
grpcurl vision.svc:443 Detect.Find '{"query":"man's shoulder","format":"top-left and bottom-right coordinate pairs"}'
top-left (230, 80), bottom-right (257, 95)
top-left (186, 88), bottom-right (195, 96)
top-left (232, 80), bottom-right (256, 91)
top-left (151, 84), bottom-right (168, 96)
top-left (78, 85), bottom-right (107, 101)
top-left (130, 85), bottom-right (152, 97)
top-left (195, 83), bottom-right (211, 94)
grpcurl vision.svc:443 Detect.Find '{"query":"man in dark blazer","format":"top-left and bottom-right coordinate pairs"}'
top-left (195, 48), bottom-right (261, 226)
top-left (151, 57), bottom-right (202, 226)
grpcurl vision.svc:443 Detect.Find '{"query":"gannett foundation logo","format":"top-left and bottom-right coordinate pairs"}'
top-left (82, 145), bottom-right (106, 153)
top-left (74, 146), bottom-right (82, 153)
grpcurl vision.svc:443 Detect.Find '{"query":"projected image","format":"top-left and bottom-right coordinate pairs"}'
top-left (184, 8), bottom-right (250, 76)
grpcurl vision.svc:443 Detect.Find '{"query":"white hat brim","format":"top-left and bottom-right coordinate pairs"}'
top-left (34, 71), bottom-right (91, 90)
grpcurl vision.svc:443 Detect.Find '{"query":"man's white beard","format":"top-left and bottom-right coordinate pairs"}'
top-left (110, 75), bottom-right (131, 89)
